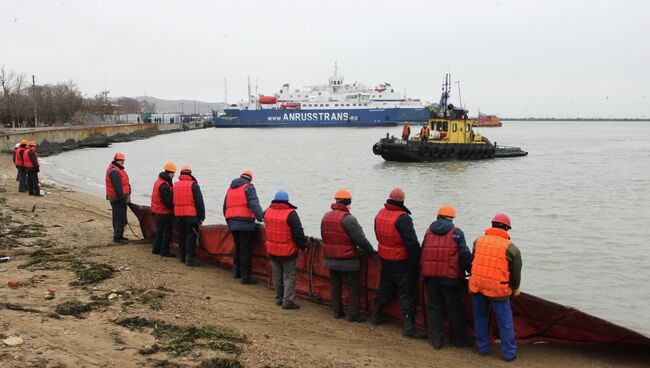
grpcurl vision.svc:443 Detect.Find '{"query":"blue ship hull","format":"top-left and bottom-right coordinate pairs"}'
top-left (214, 107), bottom-right (429, 127)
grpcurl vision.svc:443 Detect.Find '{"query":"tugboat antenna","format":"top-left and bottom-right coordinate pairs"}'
top-left (455, 80), bottom-right (463, 109)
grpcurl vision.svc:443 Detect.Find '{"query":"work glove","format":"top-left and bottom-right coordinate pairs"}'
top-left (513, 289), bottom-right (521, 297)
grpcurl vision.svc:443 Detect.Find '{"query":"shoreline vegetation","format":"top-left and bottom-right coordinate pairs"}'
top-left (0, 154), bottom-right (649, 367)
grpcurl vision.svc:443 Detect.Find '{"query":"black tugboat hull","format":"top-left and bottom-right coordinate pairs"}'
top-left (373, 140), bottom-right (527, 162)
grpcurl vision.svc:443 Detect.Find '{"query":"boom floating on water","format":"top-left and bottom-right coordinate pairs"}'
top-left (129, 203), bottom-right (649, 347)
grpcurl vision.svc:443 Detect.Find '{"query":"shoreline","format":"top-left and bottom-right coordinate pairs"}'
top-left (1, 154), bottom-right (649, 367)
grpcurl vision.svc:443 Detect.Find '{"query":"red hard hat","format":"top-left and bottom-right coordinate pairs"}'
top-left (114, 152), bottom-right (125, 161)
top-left (389, 187), bottom-right (405, 201)
top-left (492, 213), bottom-right (512, 228)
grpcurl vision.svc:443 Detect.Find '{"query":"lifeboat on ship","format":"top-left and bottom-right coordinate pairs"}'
top-left (258, 95), bottom-right (277, 104)
top-left (280, 102), bottom-right (300, 109)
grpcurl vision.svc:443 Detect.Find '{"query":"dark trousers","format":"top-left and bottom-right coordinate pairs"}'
top-left (17, 167), bottom-right (27, 192)
top-left (232, 230), bottom-right (254, 279)
top-left (424, 278), bottom-right (469, 347)
top-left (26, 170), bottom-right (39, 195)
top-left (178, 222), bottom-right (198, 262)
top-left (110, 200), bottom-right (127, 240)
top-left (153, 214), bottom-right (174, 255)
top-left (330, 270), bottom-right (361, 317)
top-left (374, 268), bottom-right (418, 316)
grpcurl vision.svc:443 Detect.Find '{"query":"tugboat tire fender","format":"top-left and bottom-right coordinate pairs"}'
top-left (419, 145), bottom-right (431, 157)
top-left (431, 147), bottom-right (441, 157)
top-left (440, 148), bottom-right (449, 158)
top-left (372, 143), bottom-right (383, 155)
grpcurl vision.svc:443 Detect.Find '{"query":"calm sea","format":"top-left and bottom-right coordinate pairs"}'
top-left (43, 121), bottom-right (650, 334)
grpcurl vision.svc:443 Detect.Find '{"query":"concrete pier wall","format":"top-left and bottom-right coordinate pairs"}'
top-left (0, 122), bottom-right (205, 156)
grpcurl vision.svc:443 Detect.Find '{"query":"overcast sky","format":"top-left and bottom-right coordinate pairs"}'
top-left (2, 0), bottom-right (649, 117)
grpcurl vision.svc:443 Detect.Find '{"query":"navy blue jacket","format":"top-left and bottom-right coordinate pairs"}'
top-left (223, 177), bottom-right (264, 232)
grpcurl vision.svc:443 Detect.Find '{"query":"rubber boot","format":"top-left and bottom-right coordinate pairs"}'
top-left (403, 314), bottom-right (427, 339)
top-left (371, 303), bottom-right (387, 326)
top-left (185, 243), bottom-right (195, 267)
top-left (178, 242), bottom-right (186, 263)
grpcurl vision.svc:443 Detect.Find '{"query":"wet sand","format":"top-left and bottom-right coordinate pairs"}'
top-left (0, 154), bottom-right (648, 367)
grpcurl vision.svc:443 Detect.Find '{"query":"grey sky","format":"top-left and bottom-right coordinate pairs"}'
top-left (2, 0), bottom-right (649, 117)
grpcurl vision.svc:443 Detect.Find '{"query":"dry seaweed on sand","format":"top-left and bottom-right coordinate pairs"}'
top-left (54, 299), bottom-right (109, 319)
top-left (70, 263), bottom-right (114, 285)
top-left (198, 357), bottom-right (245, 368)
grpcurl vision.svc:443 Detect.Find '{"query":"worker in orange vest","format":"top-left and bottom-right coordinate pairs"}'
top-left (23, 141), bottom-right (41, 196)
top-left (14, 140), bottom-right (28, 192)
top-left (263, 190), bottom-right (307, 310)
top-left (419, 124), bottom-right (430, 143)
top-left (223, 170), bottom-right (264, 284)
top-left (420, 205), bottom-right (472, 349)
top-left (469, 213), bottom-right (522, 362)
top-left (401, 122), bottom-right (411, 142)
top-left (173, 166), bottom-right (205, 266)
top-left (151, 162), bottom-right (176, 257)
top-left (105, 152), bottom-right (131, 244)
top-left (372, 188), bottom-right (426, 339)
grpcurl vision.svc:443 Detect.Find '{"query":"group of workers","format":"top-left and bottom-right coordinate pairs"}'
top-left (402, 122), bottom-right (430, 143)
top-left (105, 152), bottom-right (523, 362)
top-left (12, 140), bottom-right (41, 196)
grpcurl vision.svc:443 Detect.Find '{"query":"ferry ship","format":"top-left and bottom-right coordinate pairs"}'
top-left (214, 65), bottom-right (429, 127)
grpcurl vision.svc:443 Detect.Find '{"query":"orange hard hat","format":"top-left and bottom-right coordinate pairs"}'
top-left (241, 170), bottom-right (253, 180)
top-left (437, 205), bottom-right (456, 218)
top-left (20, 139), bottom-right (28, 145)
top-left (389, 187), bottom-right (405, 201)
top-left (114, 152), bottom-right (125, 161)
top-left (163, 162), bottom-right (176, 172)
top-left (28, 141), bottom-right (36, 146)
top-left (180, 165), bottom-right (192, 173)
top-left (334, 189), bottom-right (352, 200)
top-left (492, 213), bottom-right (512, 228)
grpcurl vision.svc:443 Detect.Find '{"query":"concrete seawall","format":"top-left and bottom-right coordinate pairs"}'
top-left (0, 122), bottom-right (205, 156)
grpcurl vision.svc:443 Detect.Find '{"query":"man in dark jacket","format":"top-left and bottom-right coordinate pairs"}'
top-left (263, 190), bottom-right (308, 310)
top-left (173, 166), bottom-right (205, 267)
top-left (23, 141), bottom-right (41, 197)
top-left (223, 170), bottom-right (264, 284)
top-left (420, 205), bottom-right (472, 349)
top-left (151, 162), bottom-right (176, 257)
top-left (322, 189), bottom-right (374, 322)
top-left (105, 152), bottom-right (131, 244)
top-left (14, 140), bottom-right (28, 192)
top-left (372, 188), bottom-right (426, 339)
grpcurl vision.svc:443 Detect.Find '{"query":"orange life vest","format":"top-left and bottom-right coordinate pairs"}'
top-left (225, 183), bottom-right (255, 219)
top-left (420, 126), bottom-right (430, 137)
top-left (105, 163), bottom-right (131, 198)
top-left (321, 203), bottom-right (357, 259)
top-left (22, 148), bottom-right (38, 169)
top-left (15, 147), bottom-right (25, 167)
top-left (469, 227), bottom-right (513, 298)
top-left (375, 203), bottom-right (409, 261)
top-left (150, 177), bottom-right (173, 215)
top-left (420, 227), bottom-right (462, 279)
top-left (402, 125), bottom-right (410, 136)
top-left (173, 174), bottom-right (197, 217)
top-left (264, 202), bottom-right (298, 257)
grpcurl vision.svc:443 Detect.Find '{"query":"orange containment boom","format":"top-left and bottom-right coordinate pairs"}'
top-left (129, 203), bottom-right (650, 347)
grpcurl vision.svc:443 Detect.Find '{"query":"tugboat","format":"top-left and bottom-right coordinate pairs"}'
top-left (372, 74), bottom-right (527, 162)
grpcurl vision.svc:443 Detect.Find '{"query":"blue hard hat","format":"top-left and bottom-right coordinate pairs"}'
top-left (274, 190), bottom-right (289, 202)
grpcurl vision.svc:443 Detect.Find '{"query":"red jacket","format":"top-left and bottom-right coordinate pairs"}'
top-left (420, 227), bottom-right (462, 279)
top-left (225, 184), bottom-right (254, 219)
top-left (375, 204), bottom-right (409, 261)
top-left (150, 177), bottom-right (173, 215)
top-left (321, 203), bottom-right (357, 259)
top-left (264, 202), bottom-right (298, 257)
top-left (173, 174), bottom-right (197, 217)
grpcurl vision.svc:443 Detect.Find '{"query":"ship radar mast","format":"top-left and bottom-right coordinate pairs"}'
top-left (437, 73), bottom-right (452, 118)
top-left (329, 61), bottom-right (344, 91)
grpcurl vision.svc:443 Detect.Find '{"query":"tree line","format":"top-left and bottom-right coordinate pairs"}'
top-left (0, 66), bottom-right (156, 128)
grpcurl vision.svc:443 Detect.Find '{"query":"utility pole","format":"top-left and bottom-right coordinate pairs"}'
top-left (32, 75), bottom-right (38, 127)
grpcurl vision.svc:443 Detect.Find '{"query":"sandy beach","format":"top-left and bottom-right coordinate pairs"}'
top-left (0, 154), bottom-right (648, 368)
